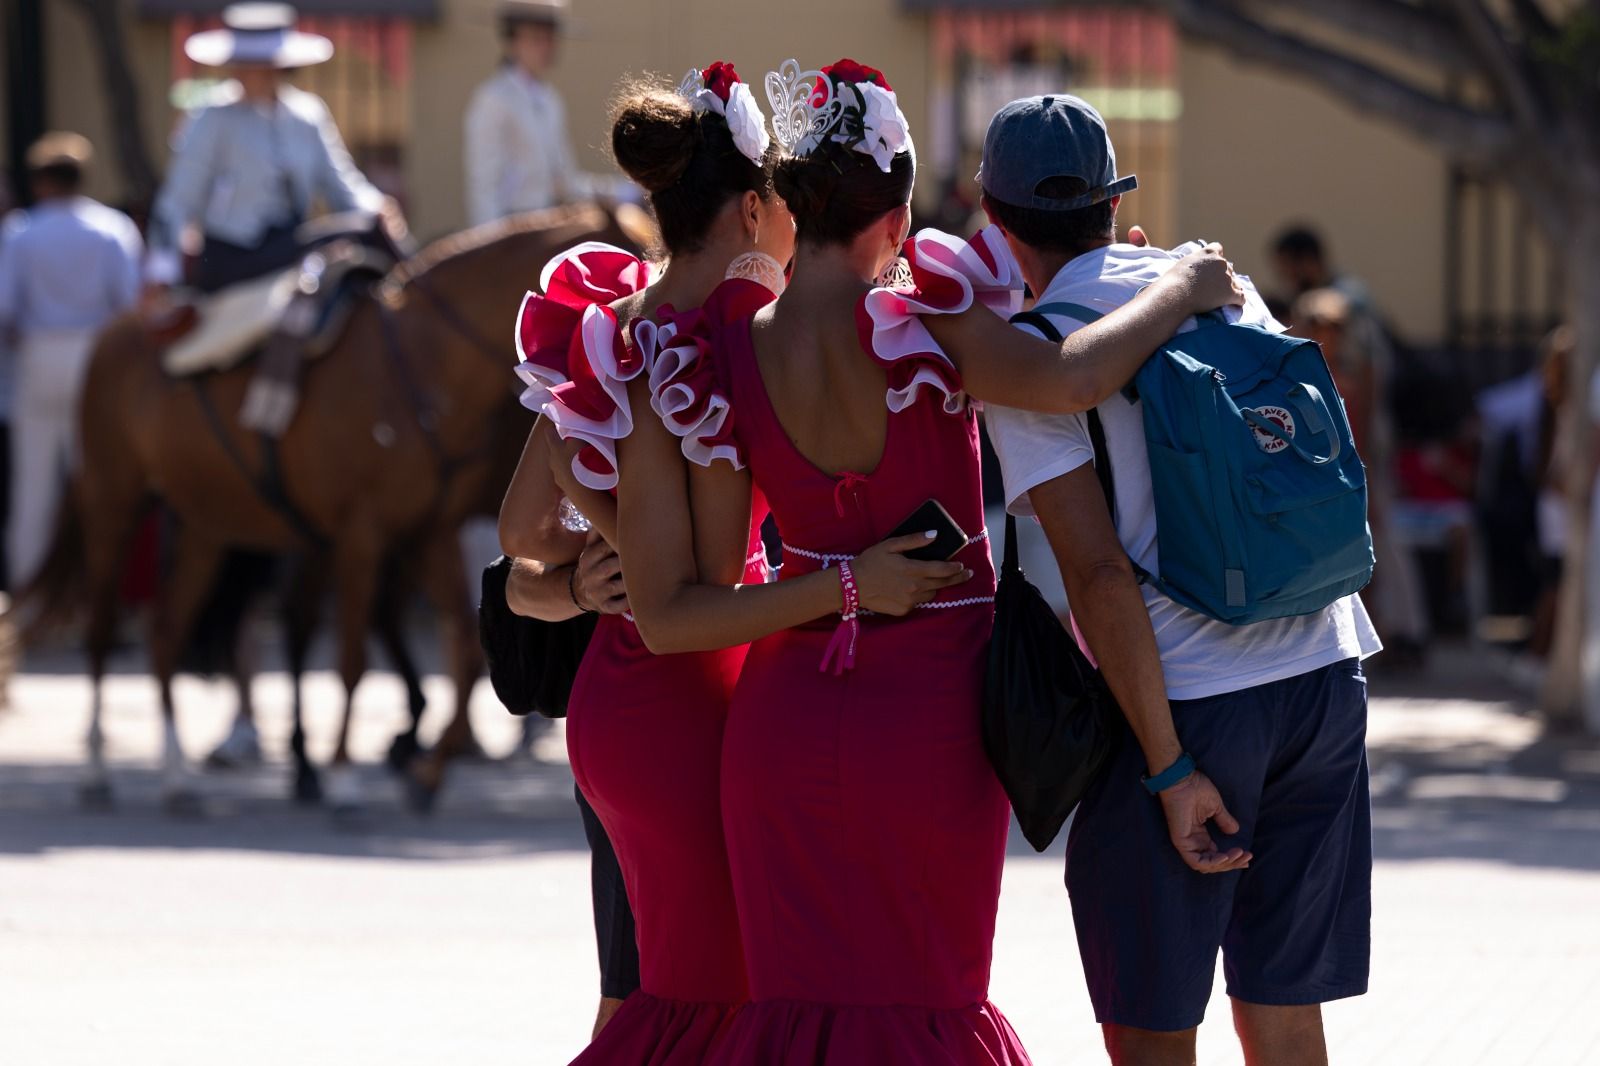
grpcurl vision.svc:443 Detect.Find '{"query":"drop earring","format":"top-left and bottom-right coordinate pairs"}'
top-left (873, 251), bottom-right (914, 291)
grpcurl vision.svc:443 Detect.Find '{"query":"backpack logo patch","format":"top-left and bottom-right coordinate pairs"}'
top-left (1250, 406), bottom-right (1295, 454)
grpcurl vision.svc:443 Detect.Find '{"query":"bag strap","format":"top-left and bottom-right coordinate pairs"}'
top-left (1008, 308), bottom-right (1116, 520)
top-left (1030, 300), bottom-right (1106, 324)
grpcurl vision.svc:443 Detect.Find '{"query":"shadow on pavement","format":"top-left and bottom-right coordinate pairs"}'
top-left (0, 753), bottom-right (591, 861)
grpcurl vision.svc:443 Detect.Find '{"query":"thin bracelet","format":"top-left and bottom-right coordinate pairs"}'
top-left (567, 564), bottom-right (592, 613)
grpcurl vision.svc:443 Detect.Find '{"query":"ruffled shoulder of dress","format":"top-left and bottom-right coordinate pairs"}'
top-left (646, 277), bottom-right (776, 470)
top-left (856, 225), bottom-right (1024, 415)
top-left (512, 242), bottom-right (652, 491)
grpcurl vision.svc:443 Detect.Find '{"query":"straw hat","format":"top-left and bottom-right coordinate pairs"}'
top-left (184, 3), bottom-right (334, 69)
top-left (25, 131), bottom-right (93, 171)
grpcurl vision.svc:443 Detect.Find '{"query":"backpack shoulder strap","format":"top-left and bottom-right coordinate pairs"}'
top-left (1007, 307), bottom-right (1117, 520)
top-left (1028, 301), bottom-right (1106, 324)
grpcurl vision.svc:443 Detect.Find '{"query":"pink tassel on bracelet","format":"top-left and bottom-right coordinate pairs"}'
top-left (819, 559), bottom-right (861, 676)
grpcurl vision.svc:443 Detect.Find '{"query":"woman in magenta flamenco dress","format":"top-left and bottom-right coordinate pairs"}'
top-left (618, 58), bottom-right (1243, 1064)
top-left (502, 65), bottom-right (795, 1064)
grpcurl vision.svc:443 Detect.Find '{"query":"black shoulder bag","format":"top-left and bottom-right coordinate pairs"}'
top-left (479, 555), bottom-right (597, 718)
top-left (981, 310), bottom-right (1120, 851)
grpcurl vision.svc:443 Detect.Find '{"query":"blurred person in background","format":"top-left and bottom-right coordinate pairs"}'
top-left (0, 133), bottom-right (142, 590)
top-left (463, 0), bottom-right (629, 227)
top-left (0, 173), bottom-right (14, 590)
top-left (1530, 326), bottom-right (1574, 659)
top-left (1280, 228), bottom-right (1429, 664)
top-left (146, 3), bottom-right (403, 296)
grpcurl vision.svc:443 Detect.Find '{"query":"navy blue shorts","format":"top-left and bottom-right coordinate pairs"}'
top-left (1065, 658), bottom-right (1371, 1031)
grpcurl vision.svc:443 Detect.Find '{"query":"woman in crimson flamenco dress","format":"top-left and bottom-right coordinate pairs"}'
top-left (618, 58), bottom-right (1244, 1063)
top-left (499, 63), bottom-right (796, 1063)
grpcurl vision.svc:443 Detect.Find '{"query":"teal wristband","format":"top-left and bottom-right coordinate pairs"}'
top-left (1142, 752), bottom-right (1196, 795)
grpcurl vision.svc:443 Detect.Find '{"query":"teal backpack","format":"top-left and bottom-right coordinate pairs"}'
top-left (1014, 302), bottom-right (1374, 625)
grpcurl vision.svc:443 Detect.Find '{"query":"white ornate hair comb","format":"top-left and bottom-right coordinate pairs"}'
top-left (764, 59), bottom-right (839, 157)
top-left (763, 58), bottom-right (911, 172)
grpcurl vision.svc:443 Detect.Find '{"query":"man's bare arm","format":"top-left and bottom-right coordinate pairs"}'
top-left (1028, 465), bottom-right (1250, 873)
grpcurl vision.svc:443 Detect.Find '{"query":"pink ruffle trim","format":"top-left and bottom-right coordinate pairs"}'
top-left (705, 998), bottom-right (1032, 1065)
top-left (566, 991), bottom-right (742, 1066)
top-left (648, 276), bottom-right (774, 471)
top-left (514, 241), bottom-right (652, 491)
top-left (856, 225), bottom-right (1024, 415)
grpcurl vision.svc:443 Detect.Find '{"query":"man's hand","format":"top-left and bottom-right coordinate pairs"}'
top-left (1157, 771), bottom-right (1252, 874)
top-left (574, 536), bottom-right (629, 616)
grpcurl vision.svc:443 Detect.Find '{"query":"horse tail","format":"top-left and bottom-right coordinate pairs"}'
top-left (7, 486), bottom-right (88, 642)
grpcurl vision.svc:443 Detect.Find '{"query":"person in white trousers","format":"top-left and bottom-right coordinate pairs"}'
top-left (0, 133), bottom-right (142, 589)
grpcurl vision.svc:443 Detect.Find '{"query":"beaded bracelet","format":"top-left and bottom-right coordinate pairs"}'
top-left (818, 559), bottom-right (861, 676)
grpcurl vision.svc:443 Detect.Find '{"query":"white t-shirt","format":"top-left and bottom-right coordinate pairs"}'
top-left (985, 242), bottom-right (1381, 701)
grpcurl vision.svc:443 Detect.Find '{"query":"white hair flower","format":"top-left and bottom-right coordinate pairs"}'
top-left (851, 82), bottom-right (910, 173)
top-left (724, 81), bottom-right (771, 166)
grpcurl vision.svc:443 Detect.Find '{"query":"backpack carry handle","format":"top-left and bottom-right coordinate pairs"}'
top-left (1242, 382), bottom-right (1342, 466)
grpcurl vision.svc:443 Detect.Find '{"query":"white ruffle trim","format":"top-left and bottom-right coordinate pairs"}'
top-left (860, 225), bottom-right (1024, 414)
top-left (646, 319), bottom-right (746, 470)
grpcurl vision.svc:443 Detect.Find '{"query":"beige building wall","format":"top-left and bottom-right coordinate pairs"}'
top-left (1174, 40), bottom-right (1448, 343)
top-left (41, 0), bottom-right (173, 211)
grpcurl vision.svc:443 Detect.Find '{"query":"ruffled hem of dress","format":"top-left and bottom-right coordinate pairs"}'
top-left (856, 225), bottom-right (1024, 415)
top-left (704, 997), bottom-right (1032, 1065)
top-left (566, 991), bottom-right (743, 1066)
top-left (514, 241), bottom-right (652, 491)
top-left (647, 276), bottom-right (774, 471)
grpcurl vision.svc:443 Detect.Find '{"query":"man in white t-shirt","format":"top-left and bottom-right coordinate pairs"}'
top-left (978, 96), bottom-right (1381, 1066)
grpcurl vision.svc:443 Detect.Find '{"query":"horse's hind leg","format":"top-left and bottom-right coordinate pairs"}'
top-left (281, 555), bottom-right (325, 804)
top-left (326, 532), bottom-right (380, 815)
top-left (206, 636), bottom-right (263, 770)
top-left (375, 565), bottom-right (430, 774)
top-left (407, 526), bottom-right (484, 812)
top-left (149, 533), bottom-right (226, 816)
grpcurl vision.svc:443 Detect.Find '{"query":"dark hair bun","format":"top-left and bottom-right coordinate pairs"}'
top-left (611, 88), bottom-right (700, 193)
top-left (772, 154), bottom-right (839, 221)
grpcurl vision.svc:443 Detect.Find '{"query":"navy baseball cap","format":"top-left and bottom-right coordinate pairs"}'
top-left (978, 94), bottom-right (1137, 211)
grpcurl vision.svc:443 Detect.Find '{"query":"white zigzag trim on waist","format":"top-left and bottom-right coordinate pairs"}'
top-left (782, 527), bottom-right (990, 567)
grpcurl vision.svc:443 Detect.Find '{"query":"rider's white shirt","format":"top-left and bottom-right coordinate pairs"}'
top-left (148, 83), bottom-right (383, 282)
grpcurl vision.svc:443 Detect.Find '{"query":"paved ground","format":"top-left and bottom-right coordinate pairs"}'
top-left (1, 644), bottom-right (1598, 1065)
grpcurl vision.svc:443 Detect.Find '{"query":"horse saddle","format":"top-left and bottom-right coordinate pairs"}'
top-left (159, 223), bottom-right (400, 378)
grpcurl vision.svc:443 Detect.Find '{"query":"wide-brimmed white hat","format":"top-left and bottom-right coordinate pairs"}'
top-left (184, 3), bottom-right (333, 70)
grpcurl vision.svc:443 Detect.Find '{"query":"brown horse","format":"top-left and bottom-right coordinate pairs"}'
top-left (19, 203), bottom-right (643, 813)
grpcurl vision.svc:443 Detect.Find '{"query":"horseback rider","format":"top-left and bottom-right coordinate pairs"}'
top-left (146, 3), bottom-right (409, 434)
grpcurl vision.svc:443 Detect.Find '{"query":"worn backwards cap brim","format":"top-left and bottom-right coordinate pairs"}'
top-left (1026, 172), bottom-right (1138, 212)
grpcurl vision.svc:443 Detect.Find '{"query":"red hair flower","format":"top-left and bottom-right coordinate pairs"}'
top-left (812, 57), bottom-right (892, 104)
top-left (701, 60), bottom-right (740, 103)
